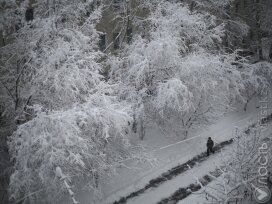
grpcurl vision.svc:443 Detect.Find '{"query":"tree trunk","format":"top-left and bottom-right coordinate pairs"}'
top-left (139, 117), bottom-right (145, 140)
top-left (244, 91), bottom-right (256, 111)
top-left (269, 43), bottom-right (272, 61)
top-left (244, 99), bottom-right (249, 111)
top-left (184, 129), bottom-right (188, 139)
top-left (132, 113), bottom-right (137, 133)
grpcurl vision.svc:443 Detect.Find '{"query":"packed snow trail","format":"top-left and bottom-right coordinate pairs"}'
top-left (178, 126), bottom-right (272, 204)
top-left (121, 115), bottom-right (272, 204)
top-left (66, 100), bottom-right (269, 204)
top-left (125, 144), bottom-right (233, 204)
top-left (158, 116), bottom-right (272, 204)
top-left (113, 139), bottom-right (233, 204)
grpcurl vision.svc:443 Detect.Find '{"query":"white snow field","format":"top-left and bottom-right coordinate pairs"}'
top-left (71, 98), bottom-right (271, 204)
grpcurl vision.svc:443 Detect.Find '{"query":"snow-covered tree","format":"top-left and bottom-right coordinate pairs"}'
top-left (0, 1), bottom-right (149, 203)
top-left (2, 0), bottom-right (271, 203)
top-left (240, 61), bottom-right (272, 111)
top-left (0, 0), bottom-right (103, 117)
top-left (154, 52), bottom-right (245, 138)
top-left (109, 1), bottom-right (247, 139)
top-left (8, 97), bottom-right (140, 203)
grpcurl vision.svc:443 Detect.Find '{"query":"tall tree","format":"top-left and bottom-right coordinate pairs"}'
top-left (109, 1), bottom-right (249, 139)
top-left (1, 1), bottom-right (146, 203)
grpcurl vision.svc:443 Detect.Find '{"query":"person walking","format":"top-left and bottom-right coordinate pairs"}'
top-left (207, 137), bottom-right (214, 156)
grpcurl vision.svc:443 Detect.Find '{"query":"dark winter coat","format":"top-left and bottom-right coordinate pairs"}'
top-left (207, 138), bottom-right (214, 148)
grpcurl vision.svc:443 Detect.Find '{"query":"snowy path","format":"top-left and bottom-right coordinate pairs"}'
top-left (74, 99), bottom-right (270, 204)
top-left (113, 139), bottom-right (233, 204)
top-left (178, 123), bottom-right (272, 204)
top-left (126, 144), bottom-right (232, 204)
top-left (94, 102), bottom-right (263, 203)
top-left (119, 117), bottom-right (272, 204)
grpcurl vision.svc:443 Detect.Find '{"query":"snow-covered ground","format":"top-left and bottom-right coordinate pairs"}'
top-left (127, 144), bottom-right (233, 204)
top-left (64, 97), bottom-right (268, 204)
top-left (178, 123), bottom-right (272, 204)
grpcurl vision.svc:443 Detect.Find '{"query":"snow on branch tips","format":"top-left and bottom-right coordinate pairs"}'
top-left (156, 78), bottom-right (192, 114)
top-left (0, 0), bottom-right (104, 116)
top-left (8, 99), bottom-right (135, 203)
top-left (2, 0), bottom-right (272, 203)
top-left (108, 1), bottom-right (256, 139)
